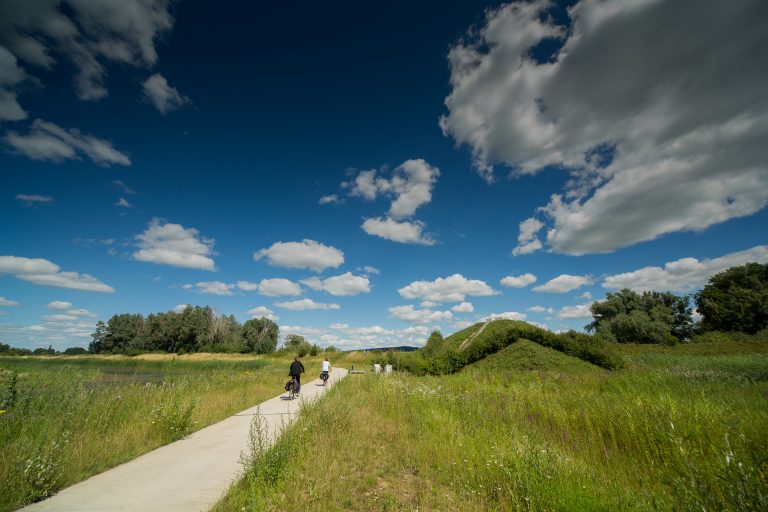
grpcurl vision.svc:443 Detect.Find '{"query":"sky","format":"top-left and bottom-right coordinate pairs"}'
top-left (1, 0), bottom-right (767, 351)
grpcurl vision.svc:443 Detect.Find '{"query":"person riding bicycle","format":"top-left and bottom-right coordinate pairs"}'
top-left (289, 356), bottom-right (305, 394)
top-left (320, 356), bottom-right (331, 385)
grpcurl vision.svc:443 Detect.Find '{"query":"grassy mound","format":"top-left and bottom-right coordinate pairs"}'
top-left (388, 320), bottom-right (624, 375)
top-left (466, 339), bottom-right (603, 374)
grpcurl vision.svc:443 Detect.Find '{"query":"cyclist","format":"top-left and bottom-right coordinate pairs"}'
top-left (320, 356), bottom-right (331, 385)
top-left (289, 356), bottom-right (305, 395)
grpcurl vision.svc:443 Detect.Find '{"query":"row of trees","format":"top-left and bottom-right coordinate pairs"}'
top-left (89, 305), bottom-right (279, 354)
top-left (588, 263), bottom-right (767, 344)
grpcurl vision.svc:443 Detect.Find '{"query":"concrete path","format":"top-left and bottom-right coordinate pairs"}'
top-left (21, 368), bottom-right (348, 512)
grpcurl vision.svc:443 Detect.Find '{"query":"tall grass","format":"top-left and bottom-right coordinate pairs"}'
top-left (217, 341), bottom-right (768, 511)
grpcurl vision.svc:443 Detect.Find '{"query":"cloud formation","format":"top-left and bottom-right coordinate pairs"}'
top-left (254, 240), bottom-right (344, 272)
top-left (4, 119), bottom-right (131, 166)
top-left (389, 305), bottom-right (453, 324)
top-left (557, 303), bottom-right (594, 319)
top-left (442, 0), bottom-right (768, 255)
top-left (500, 273), bottom-right (537, 288)
top-left (183, 281), bottom-right (234, 296)
top-left (0, 296), bottom-right (19, 306)
top-left (0, 255), bottom-right (114, 292)
top-left (481, 311), bottom-right (527, 322)
top-left (399, 273), bottom-right (499, 302)
top-left (142, 73), bottom-right (189, 114)
top-left (603, 245), bottom-right (768, 293)
top-left (258, 278), bottom-right (302, 297)
top-left (247, 306), bottom-right (278, 322)
top-left (274, 298), bottom-right (341, 311)
top-left (16, 194), bottom-right (53, 206)
top-left (301, 272), bottom-right (371, 296)
top-left (361, 217), bottom-right (434, 246)
top-left (533, 274), bottom-right (593, 293)
top-left (134, 218), bottom-right (216, 271)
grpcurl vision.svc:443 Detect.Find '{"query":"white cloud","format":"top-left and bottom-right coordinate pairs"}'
top-left (500, 273), bottom-right (537, 288)
top-left (0, 45), bottom-right (28, 121)
top-left (4, 119), bottom-right (131, 166)
top-left (319, 194), bottom-right (343, 205)
top-left (247, 306), bottom-right (278, 322)
top-left (300, 272), bottom-right (371, 296)
top-left (113, 180), bottom-right (135, 195)
top-left (451, 302), bottom-right (474, 313)
top-left (361, 217), bottom-right (434, 246)
top-left (441, 0), bottom-right (768, 254)
top-left (603, 245), bottom-right (768, 293)
top-left (142, 73), bottom-right (189, 114)
top-left (0, 0), bottom-right (174, 101)
top-left (115, 197), bottom-right (132, 208)
top-left (360, 265), bottom-right (380, 275)
top-left (0, 255), bottom-right (114, 292)
top-left (254, 239), bottom-right (344, 272)
top-left (579, 291), bottom-right (593, 300)
top-left (172, 304), bottom-right (189, 313)
top-left (420, 300), bottom-right (439, 308)
top-left (557, 303), bottom-right (594, 319)
top-left (512, 218), bottom-right (544, 256)
top-left (527, 306), bottom-right (553, 314)
top-left (347, 169), bottom-right (378, 200)
top-left (133, 218), bottom-right (216, 271)
top-left (453, 320), bottom-right (475, 329)
top-left (399, 273), bottom-right (499, 302)
top-left (0, 296), bottom-right (19, 306)
top-left (389, 305), bottom-right (453, 324)
top-left (481, 311), bottom-right (527, 322)
top-left (185, 281), bottom-right (234, 296)
top-left (258, 278), bottom-right (302, 297)
top-left (42, 314), bottom-right (79, 322)
top-left (47, 301), bottom-right (73, 310)
top-left (66, 308), bottom-right (97, 317)
top-left (533, 274), bottom-right (593, 293)
top-left (16, 194), bottom-right (53, 206)
top-left (274, 299), bottom-right (340, 311)
top-left (236, 280), bottom-right (259, 291)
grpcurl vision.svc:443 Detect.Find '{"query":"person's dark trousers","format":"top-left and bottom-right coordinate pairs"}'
top-left (292, 374), bottom-right (301, 392)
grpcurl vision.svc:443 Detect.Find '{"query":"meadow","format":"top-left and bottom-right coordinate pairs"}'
top-left (215, 338), bottom-right (768, 511)
top-left (0, 352), bottom-right (366, 512)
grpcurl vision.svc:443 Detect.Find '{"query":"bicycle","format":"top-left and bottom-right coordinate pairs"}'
top-left (320, 371), bottom-right (329, 385)
top-left (285, 377), bottom-right (299, 399)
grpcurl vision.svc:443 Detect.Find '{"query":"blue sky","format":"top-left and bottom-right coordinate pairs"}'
top-left (1, 0), bottom-right (767, 350)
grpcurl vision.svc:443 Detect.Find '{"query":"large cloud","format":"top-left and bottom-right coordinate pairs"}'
top-left (254, 240), bottom-right (344, 272)
top-left (4, 119), bottom-right (130, 166)
top-left (0, 0), bottom-right (174, 102)
top-left (133, 218), bottom-right (216, 271)
top-left (399, 273), bottom-right (499, 302)
top-left (0, 255), bottom-right (114, 292)
top-left (0, 45), bottom-right (27, 121)
top-left (301, 272), bottom-right (371, 296)
top-left (603, 245), bottom-right (768, 293)
top-left (258, 278), bottom-right (303, 297)
top-left (442, 0), bottom-right (768, 255)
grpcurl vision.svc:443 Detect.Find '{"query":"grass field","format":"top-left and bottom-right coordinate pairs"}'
top-left (215, 339), bottom-right (768, 511)
top-left (0, 351), bottom-right (367, 512)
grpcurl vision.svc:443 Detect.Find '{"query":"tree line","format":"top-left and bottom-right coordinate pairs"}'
top-left (588, 262), bottom-right (767, 344)
top-left (89, 305), bottom-right (279, 354)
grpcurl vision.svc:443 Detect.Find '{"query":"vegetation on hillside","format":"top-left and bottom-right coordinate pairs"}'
top-left (696, 262), bottom-right (768, 334)
top-left (217, 336), bottom-right (768, 511)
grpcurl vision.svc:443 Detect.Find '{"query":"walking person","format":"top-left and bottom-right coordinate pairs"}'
top-left (289, 356), bottom-right (305, 394)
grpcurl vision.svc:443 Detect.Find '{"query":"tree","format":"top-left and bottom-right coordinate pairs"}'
top-left (696, 262), bottom-right (768, 334)
top-left (243, 317), bottom-right (279, 354)
top-left (422, 330), bottom-right (445, 356)
top-left (588, 289), bottom-right (692, 344)
top-left (283, 333), bottom-right (312, 356)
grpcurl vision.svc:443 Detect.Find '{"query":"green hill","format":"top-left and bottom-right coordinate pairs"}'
top-left (465, 339), bottom-right (603, 374)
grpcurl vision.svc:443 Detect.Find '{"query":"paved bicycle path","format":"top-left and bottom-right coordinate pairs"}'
top-left (21, 368), bottom-right (348, 512)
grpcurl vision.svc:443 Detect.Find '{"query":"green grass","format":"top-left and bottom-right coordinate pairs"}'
top-left (0, 352), bottom-right (359, 512)
top-left (216, 339), bottom-right (768, 511)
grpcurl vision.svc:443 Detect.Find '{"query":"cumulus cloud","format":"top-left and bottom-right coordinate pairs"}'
top-left (533, 274), bottom-right (593, 293)
top-left (480, 311), bottom-right (527, 322)
top-left (0, 0), bottom-right (174, 102)
top-left (361, 217), bottom-right (435, 246)
top-left (557, 303), bottom-right (594, 319)
top-left (301, 272), bottom-right (371, 296)
top-left (236, 280), bottom-right (259, 291)
top-left (16, 194), bottom-right (53, 206)
top-left (389, 305), bottom-right (453, 324)
top-left (0, 255), bottom-right (114, 292)
top-left (0, 45), bottom-right (28, 121)
top-left (172, 304), bottom-right (189, 313)
top-left (500, 273), bottom-right (537, 288)
top-left (319, 194), bottom-right (343, 205)
top-left (133, 218), bottom-right (216, 271)
top-left (451, 302), bottom-right (474, 313)
top-left (247, 306), bottom-right (278, 322)
top-left (0, 296), bottom-right (19, 306)
top-left (258, 278), bottom-right (302, 297)
top-left (4, 119), bottom-right (131, 166)
top-left (142, 73), bottom-right (189, 114)
top-left (527, 306), bottom-right (553, 314)
top-left (46, 301), bottom-right (96, 317)
top-left (184, 281), bottom-right (234, 296)
top-left (603, 245), bottom-right (768, 293)
top-left (254, 239), bottom-right (344, 272)
top-left (512, 218), bottom-right (544, 256)
top-left (47, 301), bottom-right (72, 310)
top-left (441, 0), bottom-right (768, 254)
top-left (274, 299), bottom-right (340, 311)
top-left (360, 265), bottom-right (380, 275)
top-left (346, 159), bottom-right (441, 245)
top-left (399, 273), bottom-right (499, 303)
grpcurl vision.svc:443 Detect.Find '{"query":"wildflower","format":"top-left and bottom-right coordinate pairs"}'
top-left (0, 410), bottom-right (6, 415)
